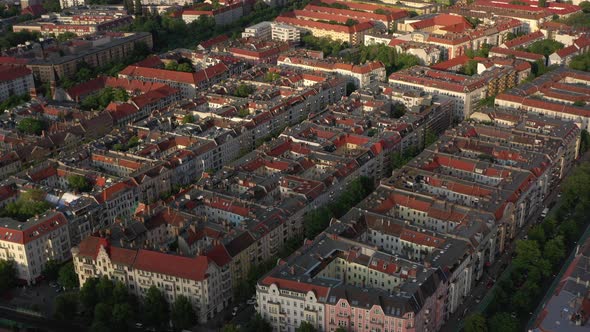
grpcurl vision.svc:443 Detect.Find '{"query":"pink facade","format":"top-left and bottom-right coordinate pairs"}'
top-left (324, 280), bottom-right (449, 332)
top-left (325, 299), bottom-right (416, 332)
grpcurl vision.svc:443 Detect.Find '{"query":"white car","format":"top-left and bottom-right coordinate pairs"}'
top-left (232, 306), bottom-right (239, 316)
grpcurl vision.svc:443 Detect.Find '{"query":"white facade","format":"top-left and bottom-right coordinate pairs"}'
top-left (256, 283), bottom-right (325, 332)
top-left (242, 21), bottom-right (272, 40)
top-left (73, 238), bottom-right (231, 323)
top-left (0, 213), bottom-right (71, 285)
top-left (59, 0), bottom-right (87, 9)
top-left (0, 67), bottom-right (34, 103)
top-left (271, 23), bottom-right (301, 43)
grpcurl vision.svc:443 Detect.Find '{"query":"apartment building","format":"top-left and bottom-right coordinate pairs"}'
top-left (13, 12), bottom-right (133, 36)
top-left (278, 55), bottom-right (386, 88)
top-left (388, 66), bottom-right (489, 119)
top-left (271, 22), bottom-right (301, 43)
top-left (182, 2), bottom-right (244, 26)
top-left (0, 66), bottom-right (34, 102)
top-left (72, 235), bottom-right (231, 323)
top-left (0, 212), bottom-right (71, 285)
top-left (19, 32), bottom-right (154, 83)
top-left (275, 7), bottom-right (374, 45)
top-left (242, 21), bottom-right (272, 40)
top-left (496, 67), bottom-right (590, 130)
top-left (256, 232), bottom-right (448, 332)
top-left (119, 62), bottom-right (229, 99)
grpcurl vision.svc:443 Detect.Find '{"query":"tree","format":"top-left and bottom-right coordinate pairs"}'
top-left (528, 225), bottom-right (546, 245)
top-left (391, 103), bottom-right (406, 118)
top-left (0, 189), bottom-right (51, 222)
top-left (176, 62), bottom-right (193, 72)
top-left (54, 293), bottom-right (78, 320)
top-left (17, 118), bottom-right (46, 135)
top-left (0, 259), bottom-right (16, 294)
top-left (234, 84), bottom-right (255, 97)
top-left (57, 32), bottom-right (77, 42)
top-left (93, 302), bottom-right (111, 325)
top-left (182, 114), bottom-right (195, 124)
top-left (0, 94), bottom-right (31, 111)
top-left (488, 312), bottom-right (518, 332)
top-left (346, 82), bottom-right (356, 96)
top-left (462, 60), bottom-right (478, 76)
top-left (90, 321), bottom-right (110, 332)
top-left (464, 313), bottom-right (488, 332)
top-left (223, 325), bottom-right (240, 332)
top-left (43, 0), bottom-right (61, 12)
top-left (538, 0), bottom-right (547, 7)
top-left (580, 130), bottom-right (590, 154)
top-left (171, 295), bottom-right (196, 330)
top-left (96, 276), bottom-right (114, 304)
top-left (42, 259), bottom-right (61, 281)
top-left (58, 262), bottom-right (79, 290)
top-left (513, 240), bottom-right (551, 279)
top-left (335, 328), bottom-right (347, 332)
top-left (527, 39), bottom-right (565, 57)
top-left (68, 175), bottom-right (92, 192)
top-left (134, 0), bottom-right (142, 15)
top-left (111, 303), bottom-right (134, 328)
top-left (296, 321), bottom-right (317, 332)
top-left (79, 277), bottom-right (99, 312)
top-left (243, 314), bottom-right (272, 332)
top-left (424, 129), bottom-right (437, 148)
top-left (581, 1), bottom-right (590, 13)
top-left (144, 286), bottom-right (169, 328)
top-left (544, 235), bottom-right (566, 268)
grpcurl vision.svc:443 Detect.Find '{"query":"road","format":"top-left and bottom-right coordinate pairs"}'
top-left (439, 166), bottom-right (571, 332)
top-left (0, 306), bottom-right (87, 332)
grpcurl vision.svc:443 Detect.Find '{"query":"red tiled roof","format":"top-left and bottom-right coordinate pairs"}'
top-left (261, 276), bottom-right (329, 298)
top-left (0, 213), bottom-right (68, 245)
top-left (0, 65), bottom-right (31, 82)
top-left (489, 47), bottom-right (544, 61)
top-left (206, 244), bottom-right (232, 267)
top-left (503, 31), bottom-right (544, 49)
top-left (134, 250), bottom-right (210, 281)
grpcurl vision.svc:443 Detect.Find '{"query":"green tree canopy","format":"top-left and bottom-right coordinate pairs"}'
top-left (144, 286), bottom-right (169, 328)
top-left (54, 293), bottom-right (78, 320)
top-left (182, 114), bottom-right (195, 124)
top-left (0, 189), bottom-right (51, 222)
top-left (464, 313), bottom-right (488, 332)
top-left (17, 118), bottom-right (47, 135)
top-left (544, 235), bottom-right (566, 268)
top-left (526, 39), bottom-right (565, 57)
top-left (68, 175), bottom-right (92, 192)
top-left (0, 259), bottom-right (16, 294)
top-left (296, 321), bottom-right (317, 332)
top-left (171, 295), bottom-right (196, 330)
top-left (488, 312), bottom-right (519, 332)
top-left (234, 84), bottom-right (256, 98)
top-left (58, 262), bottom-right (79, 290)
top-left (42, 259), bottom-right (61, 281)
top-left (243, 314), bottom-right (273, 332)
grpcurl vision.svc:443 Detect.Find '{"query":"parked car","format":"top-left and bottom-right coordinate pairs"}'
top-left (232, 306), bottom-right (239, 316)
top-left (246, 299), bottom-right (257, 305)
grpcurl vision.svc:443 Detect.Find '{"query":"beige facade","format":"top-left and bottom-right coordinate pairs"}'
top-left (72, 236), bottom-right (231, 323)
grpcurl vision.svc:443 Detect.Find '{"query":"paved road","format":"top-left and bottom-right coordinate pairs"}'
top-left (0, 306), bottom-right (87, 332)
